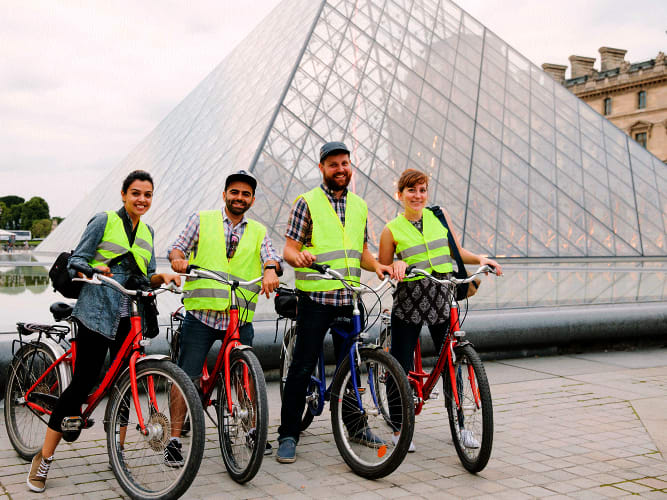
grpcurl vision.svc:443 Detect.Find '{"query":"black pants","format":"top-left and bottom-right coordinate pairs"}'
top-left (48, 319), bottom-right (130, 432)
top-left (278, 294), bottom-right (362, 442)
top-left (387, 313), bottom-right (448, 427)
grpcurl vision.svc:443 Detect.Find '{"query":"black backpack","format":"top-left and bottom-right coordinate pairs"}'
top-left (49, 251), bottom-right (83, 299)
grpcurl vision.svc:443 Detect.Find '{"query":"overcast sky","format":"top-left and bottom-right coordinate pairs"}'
top-left (2, 0), bottom-right (665, 217)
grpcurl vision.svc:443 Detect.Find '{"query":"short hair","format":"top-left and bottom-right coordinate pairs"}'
top-left (397, 169), bottom-right (429, 192)
top-left (122, 170), bottom-right (154, 193)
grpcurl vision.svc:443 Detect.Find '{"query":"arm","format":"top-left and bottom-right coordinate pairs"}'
top-left (379, 225), bottom-right (406, 281)
top-left (283, 237), bottom-right (316, 269)
top-left (442, 209), bottom-right (503, 276)
top-left (168, 213), bottom-right (200, 273)
top-left (360, 243), bottom-right (394, 280)
top-left (259, 232), bottom-right (282, 298)
top-left (69, 212), bottom-right (112, 276)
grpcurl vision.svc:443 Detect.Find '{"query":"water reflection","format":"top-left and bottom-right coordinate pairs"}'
top-left (0, 266), bottom-right (50, 294)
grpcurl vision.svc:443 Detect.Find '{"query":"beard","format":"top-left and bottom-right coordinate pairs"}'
top-left (225, 198), bottom-right (250, 216)
top-left (323, 170), bottom-right (351, 191)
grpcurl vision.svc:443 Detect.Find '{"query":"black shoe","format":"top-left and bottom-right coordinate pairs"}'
top-left (349, 427), bottom-right (386, 448)
top-left (164, 439), bottom-right (184, 468)
top-left (246, 428), bottom-right (273, 456)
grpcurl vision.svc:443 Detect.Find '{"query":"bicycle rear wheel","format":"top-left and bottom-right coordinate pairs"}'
top-left (279, 325), bottom-right (317, 431)
top-left (444, 343), bottom-right (493, 473)
top-left (106, 359), bottom-right (205, 500)
top-left (217, 348), bottom-right (268, 484)
top-left (330, 347), bottom-right (414, 479)
top-left (4, 342), bottom-right (67, 460)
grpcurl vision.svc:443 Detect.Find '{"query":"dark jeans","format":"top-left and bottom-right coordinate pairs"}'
top-left (278, 294), bottom-right (361, 443)
top-left (48, 319), bottom-right (130, 432)
top-left (387, 313), bottom-right (448, 427)
top-left (177, 312), bottom-right (254, 380)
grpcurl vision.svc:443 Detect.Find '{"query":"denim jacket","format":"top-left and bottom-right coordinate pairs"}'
top-left (69, 208), bottom-right (156, 339)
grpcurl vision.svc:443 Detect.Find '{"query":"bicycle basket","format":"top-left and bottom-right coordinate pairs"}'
top-left (274, 287), bottom-right (297, 319)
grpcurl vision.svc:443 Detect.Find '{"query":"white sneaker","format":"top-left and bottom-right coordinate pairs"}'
top-left (460, 429), bottom-right (480, 448)
top-left (391, 434), bottom-right (416, 453)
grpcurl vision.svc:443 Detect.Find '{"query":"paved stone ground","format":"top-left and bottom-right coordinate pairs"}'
top-left (1, 347), bottom-right (666, 499)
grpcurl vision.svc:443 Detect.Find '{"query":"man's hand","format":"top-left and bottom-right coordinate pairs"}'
top-left (260, 268), bottom-right (280, 298)
top-left (293, 250), bottom-right (316, 269)
top-left (170, 258), bottom-right (188, 273)
top-left (78, 265), bottom-right (111, 278)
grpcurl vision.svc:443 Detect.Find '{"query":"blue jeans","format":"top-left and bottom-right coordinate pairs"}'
top-left (177, 312), bottom-right (254, 380)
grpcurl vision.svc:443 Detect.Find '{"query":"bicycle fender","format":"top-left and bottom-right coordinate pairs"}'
top-left (232, 344), bottom-right (253, 352)
top-left (112, 354), bottom-right (171, 384)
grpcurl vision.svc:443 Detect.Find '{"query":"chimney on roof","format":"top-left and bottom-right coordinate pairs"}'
top-left (599, 47), bottom-right (627, 71)
top-left (569, 55), bottom-right (596, 78)
top-left (542, 63), bottom-right (568, 83)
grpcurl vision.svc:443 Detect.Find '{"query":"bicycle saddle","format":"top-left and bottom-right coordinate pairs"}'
top-left (50, 302), bottom-right (74, 322)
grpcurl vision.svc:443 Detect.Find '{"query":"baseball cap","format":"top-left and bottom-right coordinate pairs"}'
top-left (319, 141), bottom-right (350, 163)
top-left (225, 170), bottom-right (257, 193)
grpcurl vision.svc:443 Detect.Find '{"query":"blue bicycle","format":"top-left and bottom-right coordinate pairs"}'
top-left (278, 264), bottom-right (414, 479)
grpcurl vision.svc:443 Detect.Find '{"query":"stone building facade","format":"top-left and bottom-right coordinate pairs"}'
top-left (543, 47), bottom-right (667, 163)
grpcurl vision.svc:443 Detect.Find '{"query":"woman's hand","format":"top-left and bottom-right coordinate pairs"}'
top-left (151, 272), bottom-right (181, 288)
top-left (479, 257), bottom-right (502, 276)
top-left (392, 260), bottom-right (407, 281)
top-left (78, 265), bottom-right (111, 278)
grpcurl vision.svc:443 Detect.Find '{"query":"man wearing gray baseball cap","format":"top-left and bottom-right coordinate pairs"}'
top-left (276, 141), bottom-right (394, 463)
top-left (167, 169), bottom-right (282, 459)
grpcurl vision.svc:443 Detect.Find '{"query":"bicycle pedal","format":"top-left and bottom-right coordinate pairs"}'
top-left (61, 416), bottom-right (84, 431)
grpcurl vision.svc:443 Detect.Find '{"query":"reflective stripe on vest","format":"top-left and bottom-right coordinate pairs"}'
top-left (294, 188), bottom-right (366, 292)
top-left (89, 211), bottom-right (153, 275)
top-left (182, 210), bottom-right (265, 322)
top-left (387, 210), bottom-right (453, 281)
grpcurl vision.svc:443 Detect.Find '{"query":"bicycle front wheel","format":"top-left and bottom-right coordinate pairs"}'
top-left (330, 347), bottom-right (414, 479)
top-left (444, 343), bottom-right (493, 473)
top-left (106, 359), bottom-right (205, 500)
top-left (4, 342), bottom-right (67, 460)
top-left (217, 348), bottom-right (268, 484)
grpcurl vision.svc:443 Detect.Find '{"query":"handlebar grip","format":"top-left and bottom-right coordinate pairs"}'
top-left (185, 264), bottom-right (199, 273)
top-left (405, 264), bottom-right (415, 275)
top-left (69, 261), bottom-right (99, 278)
top-left (309, 263), bottom-right (329, 273)
top-left (382, 271), bottom-right (391, 277)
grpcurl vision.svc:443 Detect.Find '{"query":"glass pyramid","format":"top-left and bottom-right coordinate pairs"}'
top-left (40, 0), bottom-right (667, 309)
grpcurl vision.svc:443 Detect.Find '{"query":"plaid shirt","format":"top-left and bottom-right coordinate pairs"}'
top-left (285, 184), bottom-right (368, 306)
top-left (167, 209), bottom-right (282, 330)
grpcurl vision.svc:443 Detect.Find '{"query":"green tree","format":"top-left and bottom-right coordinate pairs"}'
top-left (0, 195), bottom-right (25, 207)
top-left (5, 204), bottom-right (23, 230)
top-left (20, 197), bottom-right (50, 231)
top-left (31, 219), bottom-right (53, 238)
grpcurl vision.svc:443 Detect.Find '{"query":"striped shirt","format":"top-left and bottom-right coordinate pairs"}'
top-left (285, 184), bottom-right (368, 306)
top-left (167, 210), bottom-right (282, 330)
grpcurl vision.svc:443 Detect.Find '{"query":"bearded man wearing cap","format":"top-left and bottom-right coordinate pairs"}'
top-left (166, 170), bottom-right (281, 461)
top-left (276, 141), bottom-right (394, 464)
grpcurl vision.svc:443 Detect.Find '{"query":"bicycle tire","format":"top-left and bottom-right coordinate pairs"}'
top-left (278, 325), bottom-right (317, 432)
top-left (444, 343), bottom-right (493, 473)
top-left (217, 348), bottom-right (268, 484)
top-left (4, 342), bottom-right (67, 460)
top-left (106, 359), bottom-right (205, 500)
top-left (330, 347), bottom-right (414, 479)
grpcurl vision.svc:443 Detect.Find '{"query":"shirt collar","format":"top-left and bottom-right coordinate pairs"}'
top-left (320, 183), bottom-right (347, 200)
top-left (222, 209), bottom-right (248, 227)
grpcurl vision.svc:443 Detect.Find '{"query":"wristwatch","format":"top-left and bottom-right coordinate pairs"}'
top-left (264, 264), bottom-right (282, 277)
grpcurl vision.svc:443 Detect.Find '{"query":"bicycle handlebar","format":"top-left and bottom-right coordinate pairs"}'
top-left (405, 264), bottom-right (496, 285)
top-left (308, 264), bottom-right (392, 295)
top-left (72, 273), bottom-right (181, 297)
top-left (183, 266), bottom-right (263, 287)
top-left (69, 261), bottom-right (104, 278)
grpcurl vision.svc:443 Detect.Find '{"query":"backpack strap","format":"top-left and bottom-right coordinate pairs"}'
top-left (426, 206), bottom-right (465, 276)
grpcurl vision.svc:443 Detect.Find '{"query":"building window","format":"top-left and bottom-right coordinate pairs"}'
top-left (638, 91), bottom-right (646, 109)
top-left (603, 97), bottom-right (612, 115)
top-left (635, 132), bottom-right (647, 148)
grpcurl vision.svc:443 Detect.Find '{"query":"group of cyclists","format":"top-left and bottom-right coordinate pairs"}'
top-left (27, 140), bottom-right (502, 493)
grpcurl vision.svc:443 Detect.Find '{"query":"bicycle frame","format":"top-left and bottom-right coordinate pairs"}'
top-left (21, 301), bottom-right (159, 434)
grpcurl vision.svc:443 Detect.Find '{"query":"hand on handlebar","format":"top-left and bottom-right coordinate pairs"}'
top-left (170, 258), bottom-right (189, 274)
top-left (479, 257), bottom-right (502, 276)
top-left (375, 262), bottom-right (394, 280)
top-left (392, 260), bottom-right (407, 282)
top-left (260, 268), bottom-right (280, 298)
top-left (294, 250), bottom-right (316, 269)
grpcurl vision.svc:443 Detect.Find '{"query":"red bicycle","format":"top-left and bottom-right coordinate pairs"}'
top-left (377, 265), bottom-right (497, 473)
top-left (4, 265), bottom-right (205, 500)
top-left (168, 266), bottom-right (268, 484)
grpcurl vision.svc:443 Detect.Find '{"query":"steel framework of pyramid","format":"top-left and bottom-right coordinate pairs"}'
top-left (40, 0), bottom-right (667, 310)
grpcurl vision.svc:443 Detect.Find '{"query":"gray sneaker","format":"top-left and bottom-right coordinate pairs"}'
top-left (27, 452), bottom-right (53, 492)
top-left (460, 429), bottom-right (480, 449)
